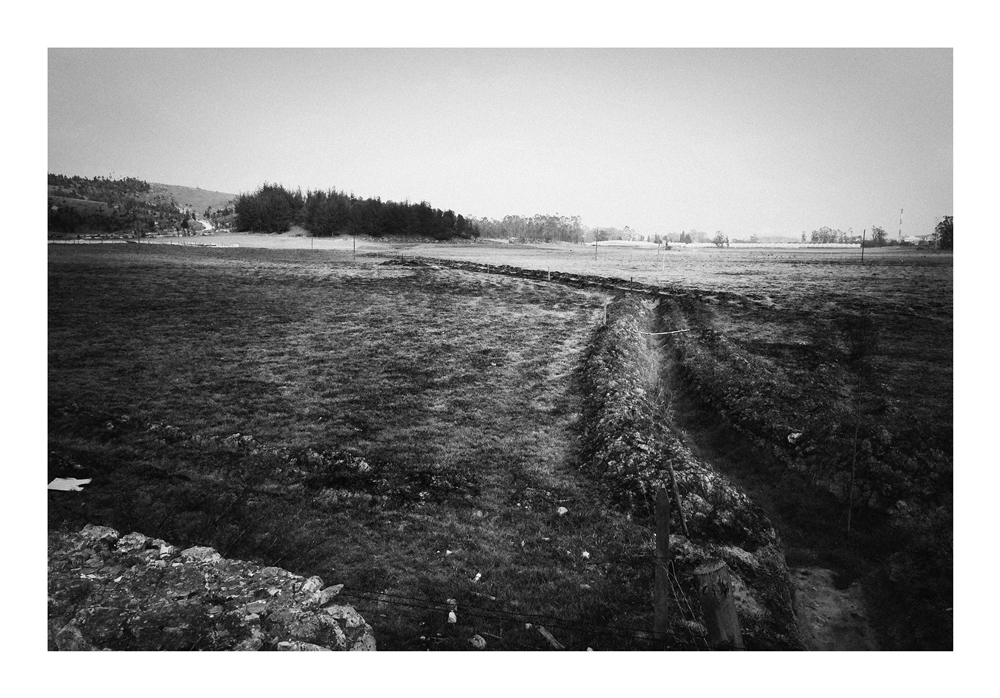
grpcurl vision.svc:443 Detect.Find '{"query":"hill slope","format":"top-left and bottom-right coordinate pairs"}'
top-left (48, 174), bottom-right (238, 236)
top-left (149, 182), bottom-right (237, 215)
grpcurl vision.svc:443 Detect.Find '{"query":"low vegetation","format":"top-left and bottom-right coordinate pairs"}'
top-left (48, 240), bottom-right (952, 650)
top-left (50, 245), bottom-right (680, 650)
top-left (655, 254), bottom-right (952, 649)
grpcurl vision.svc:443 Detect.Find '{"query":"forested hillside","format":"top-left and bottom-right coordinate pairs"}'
top-left (47, 174), bottom-right (236, 237)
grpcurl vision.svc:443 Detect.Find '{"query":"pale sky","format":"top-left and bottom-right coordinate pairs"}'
top-left (49, 48), bottom-right (952, 238)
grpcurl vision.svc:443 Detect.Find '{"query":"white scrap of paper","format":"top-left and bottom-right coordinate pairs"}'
top-left (47, 478), bottom-right (92, 492)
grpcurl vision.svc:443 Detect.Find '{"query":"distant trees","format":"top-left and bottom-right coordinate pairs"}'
top-left (233, 182), bottom-right (479, 240)
top-left (234, 183), bottom-right (304, 233)
top-left (712, 232), bottom-right (727, 248)
top-left (810, 226), bottom-right (847, 244)
top-left (870, 226), bottom-right (887, 247)
top-left (934, 216), bottom-right (953, 250)
top-left (475, 214), bottom-right (583, 243)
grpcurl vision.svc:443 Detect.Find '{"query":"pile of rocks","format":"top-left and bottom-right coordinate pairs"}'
top-left (48, 524), bottom-right (376, 651)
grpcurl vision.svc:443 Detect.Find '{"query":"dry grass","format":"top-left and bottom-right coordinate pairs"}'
top-left (49, 245), bottom-right (671, 650)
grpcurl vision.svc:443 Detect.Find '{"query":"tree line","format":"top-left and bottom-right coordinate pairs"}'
top-left (234, 183), bottom-right (480, 240)
top-left (472, 214), bottom-right (584, 243)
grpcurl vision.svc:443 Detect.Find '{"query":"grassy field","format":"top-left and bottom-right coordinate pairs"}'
top-left (49, 244), bottom-right (681, 650)
top-left (49, 239), bottom-right (953, 650)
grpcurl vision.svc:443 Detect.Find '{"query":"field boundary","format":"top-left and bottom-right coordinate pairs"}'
top-left (576, 293), bottom-right (800, 649)
top-left (381, 254), bottom-right (750, 304)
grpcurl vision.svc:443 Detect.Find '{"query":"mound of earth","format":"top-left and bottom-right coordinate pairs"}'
top-left (580, 294), bottom-right (800, 649)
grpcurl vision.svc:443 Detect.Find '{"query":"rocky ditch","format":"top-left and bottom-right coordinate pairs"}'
top-left (578, 294), bottom-right (801, 650)
top-left (48, 524), bottom-right (376, 651)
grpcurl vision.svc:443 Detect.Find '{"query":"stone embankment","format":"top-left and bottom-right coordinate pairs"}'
top-left (48, 524), bottom-right (376, 651)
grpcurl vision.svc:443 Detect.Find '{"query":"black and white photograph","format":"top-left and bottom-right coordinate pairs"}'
top-left (24, 2), bottom-right (982, 689)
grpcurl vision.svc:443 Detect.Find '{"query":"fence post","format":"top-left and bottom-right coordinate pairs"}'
top-left (654, 485), bottom-right (671, 640)
top-left (693, 560), bottom-right (744, 650)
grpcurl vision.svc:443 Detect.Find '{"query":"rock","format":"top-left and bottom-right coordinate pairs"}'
top-left (156, 541), bottom-right (178, 559)
top-left (234, 636), bottom-right (263, 651)
top-left (48, 526), bottom-right (376, 651)
top-left (258, 566), bottom-right (291, 579)
top-left (80, 524), bottom-right (119, 547)
top-left (115, 532), bottom-right (151, 554)
top-left (351, 633), bottom-right (377, 651)
top-left (469, 634), bottom-right (487, 650)
top-left (325, 604), bottom-right (367, 630)
top-left (54, 622), bottom-right (92, 651)
top-left (556, 506), bottom-right (569, 516)
top-left (300, 576), bottom-right (324, 594)
top-left (318, 584), bottom-right (344, 606)
top-left (180, 546), bottom-right (222, 563)
top-left (244, 600), bottom-right (268, 615)
top-left (277, 640), bottom-right (332, 651)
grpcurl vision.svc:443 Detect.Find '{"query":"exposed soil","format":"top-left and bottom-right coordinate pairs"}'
top-left (659, 337), bottom-right (881, 650)
top-left (791, 567), bottom-right (878, 650)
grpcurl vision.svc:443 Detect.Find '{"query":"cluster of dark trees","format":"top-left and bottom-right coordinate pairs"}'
top-left (233, 183), bottom-right (480, 240)
top-left (934, 216), bottom-right (953, 250)
top-left (48, 173), bottom-right (185, 236)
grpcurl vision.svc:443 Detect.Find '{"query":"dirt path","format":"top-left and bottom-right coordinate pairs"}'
top-left (791, 567), bottom-right (879, 650)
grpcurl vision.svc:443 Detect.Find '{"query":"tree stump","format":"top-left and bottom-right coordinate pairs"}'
top-left (693, 560), bottom-right (745, 650)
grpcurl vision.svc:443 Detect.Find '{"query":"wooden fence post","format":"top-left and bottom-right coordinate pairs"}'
top-left (693, 560), bottom-right (744, 650)
top-left (654, 485), bottom-right (671, 640)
